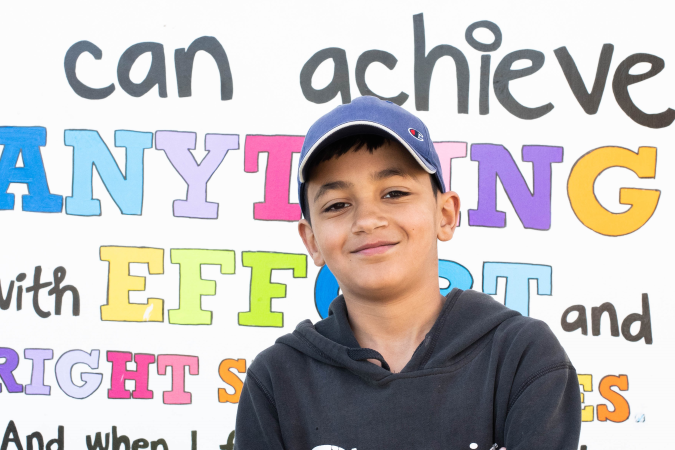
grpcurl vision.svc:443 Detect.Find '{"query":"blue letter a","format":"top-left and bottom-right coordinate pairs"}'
top-left (0, 127), bottom-right (63, 212)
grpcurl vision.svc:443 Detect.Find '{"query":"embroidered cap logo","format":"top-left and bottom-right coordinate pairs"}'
top-left (408, 128), bottom-right (424, 141)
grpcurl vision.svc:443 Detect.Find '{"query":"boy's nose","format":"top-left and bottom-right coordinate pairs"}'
top-left (350, 201), bottom-right (387, 234)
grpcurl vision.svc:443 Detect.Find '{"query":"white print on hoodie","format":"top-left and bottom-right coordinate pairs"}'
top-left (312, 445), bottom-right (504, 450)
top-left (312, 447), bottom-right (356, 450)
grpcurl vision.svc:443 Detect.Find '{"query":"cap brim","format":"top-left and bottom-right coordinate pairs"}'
top-left (298, 121), bottom-right (436, 183)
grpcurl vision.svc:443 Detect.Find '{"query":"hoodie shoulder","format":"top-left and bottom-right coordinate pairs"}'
top-left (458, 289), bottom-right (566, 356)
top-left (454, 291), bottom-right (575, 402)
top-left (248, 329), bottom-right (312, 387)
top-left (483, 302), bottom-right (575, 408)
top-left (424, 289), bottom-right (570, 370)
top-left (496, 312), bottom-right (572, 367)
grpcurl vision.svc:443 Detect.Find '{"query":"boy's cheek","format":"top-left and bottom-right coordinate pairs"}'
top-left (315, 235), bottom-right (346, 266)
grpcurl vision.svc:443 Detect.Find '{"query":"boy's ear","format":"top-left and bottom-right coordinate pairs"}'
top-left (298, 218), bottom-right (326, 267)
top-left (437, 191), bottom-right (461, 242)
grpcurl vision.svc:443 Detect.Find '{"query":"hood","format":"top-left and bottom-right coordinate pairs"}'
top-left (275, 288), bottom-right (520, 383)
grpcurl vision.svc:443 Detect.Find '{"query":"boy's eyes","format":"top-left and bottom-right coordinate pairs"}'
top-left (383, 190), bottom-right (410, 199)
top-left (323, 202), bottom-right (350, 213)
top-left (322, 190), bottom-right (411, 213)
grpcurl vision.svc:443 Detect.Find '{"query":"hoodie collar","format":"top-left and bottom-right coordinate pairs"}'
top-left (313, 294), bottom-right (362, 349)
top-left (276, 288), bottom-right (520, 382)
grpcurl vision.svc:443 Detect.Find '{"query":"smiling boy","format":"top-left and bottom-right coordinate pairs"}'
top-left (234, 96), bottom-right (581, 450)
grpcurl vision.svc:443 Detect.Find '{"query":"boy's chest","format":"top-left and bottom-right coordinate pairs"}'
top-left (275, 363), bottom-right (502, 450)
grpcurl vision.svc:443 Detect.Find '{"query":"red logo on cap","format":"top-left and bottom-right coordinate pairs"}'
top-left (408, 128), bottom-right (424, 141)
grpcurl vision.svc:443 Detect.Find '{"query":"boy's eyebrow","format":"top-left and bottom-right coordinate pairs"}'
top-left (314, 180), bottom-right (354, 203)
top-left (313, 167), bottom-right (417, 203)
top-left (373, 167), bottom-right (418, 181)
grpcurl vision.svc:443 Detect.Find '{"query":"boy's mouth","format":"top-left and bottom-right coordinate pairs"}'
top-left (351, 240), bottom-right (398, 256)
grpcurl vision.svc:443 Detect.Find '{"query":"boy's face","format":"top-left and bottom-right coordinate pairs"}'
top-left (298, 140), bottom-right (460, 301)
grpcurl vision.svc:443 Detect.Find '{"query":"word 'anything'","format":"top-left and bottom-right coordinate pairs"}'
top-left (0, 128), bottom-right (660, 237)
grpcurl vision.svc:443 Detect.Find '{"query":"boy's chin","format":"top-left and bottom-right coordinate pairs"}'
top-left (345, 274), bottom-right (413, 300)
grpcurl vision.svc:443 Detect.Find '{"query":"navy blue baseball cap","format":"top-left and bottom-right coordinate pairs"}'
top-left (298, 95), bottom-right (446, 218)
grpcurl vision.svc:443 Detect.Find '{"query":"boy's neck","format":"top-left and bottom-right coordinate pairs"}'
top-left (344, 282), bottom-right (446, 373)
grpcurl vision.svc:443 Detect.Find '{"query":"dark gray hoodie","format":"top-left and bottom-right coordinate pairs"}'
top-left (234, 288), bottom-right (581, 450)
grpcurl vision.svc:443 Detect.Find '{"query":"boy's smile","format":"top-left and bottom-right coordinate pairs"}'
top-left (351, 240), bottom-right (398, 256)
top-left (299, 140), bottom-right (459, 302)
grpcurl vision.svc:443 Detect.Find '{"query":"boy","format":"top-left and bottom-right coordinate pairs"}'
top-left (234, 96), bottom-right (581, 450)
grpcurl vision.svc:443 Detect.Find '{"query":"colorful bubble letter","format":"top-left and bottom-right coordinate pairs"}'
top-left (238, 252), bottom-right (307, 327)
top-left (314, 266), bottom-right (340, 319)
top-left (169, 249), bottom-right (236, 325)
top-left (0, 347), bottom-right (23, 393)
top-left (578, 374), bottom-right (594, 422)
top-left (65, 130), bottom-right (153, 216)
top-left (469, 144), bottom-right (563, 230)
top-left (107, 351), bottom-right (155, 399)
top-left (568, 146), bottom-right (659, 236)
top-left (0, 127), bottom-right (63, 212)
top-left (218, 359), bottom-right (246, 404)
top-left (155, 131), bottom-right (239, 219)
top-left (434, 141), bottom-right (467, 225)
top-left (244, 136), bottom-right (303, 221)
top-left (434, 141), bottom-right (467, 191)
top-left (24, 348), bottom-right (53, 395)
top-left (100, 246), bottom-right (164, 322)
top-left (55, 349), bottom-right (103, 399)
top-left (482, 262), bottom-right (552, 316)
top-left (438, 260), bottom-right (473, 296)
top-left (157, 354), bottom-right (199, 404)
top-left (597, 375), bottom-right (630, 422)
